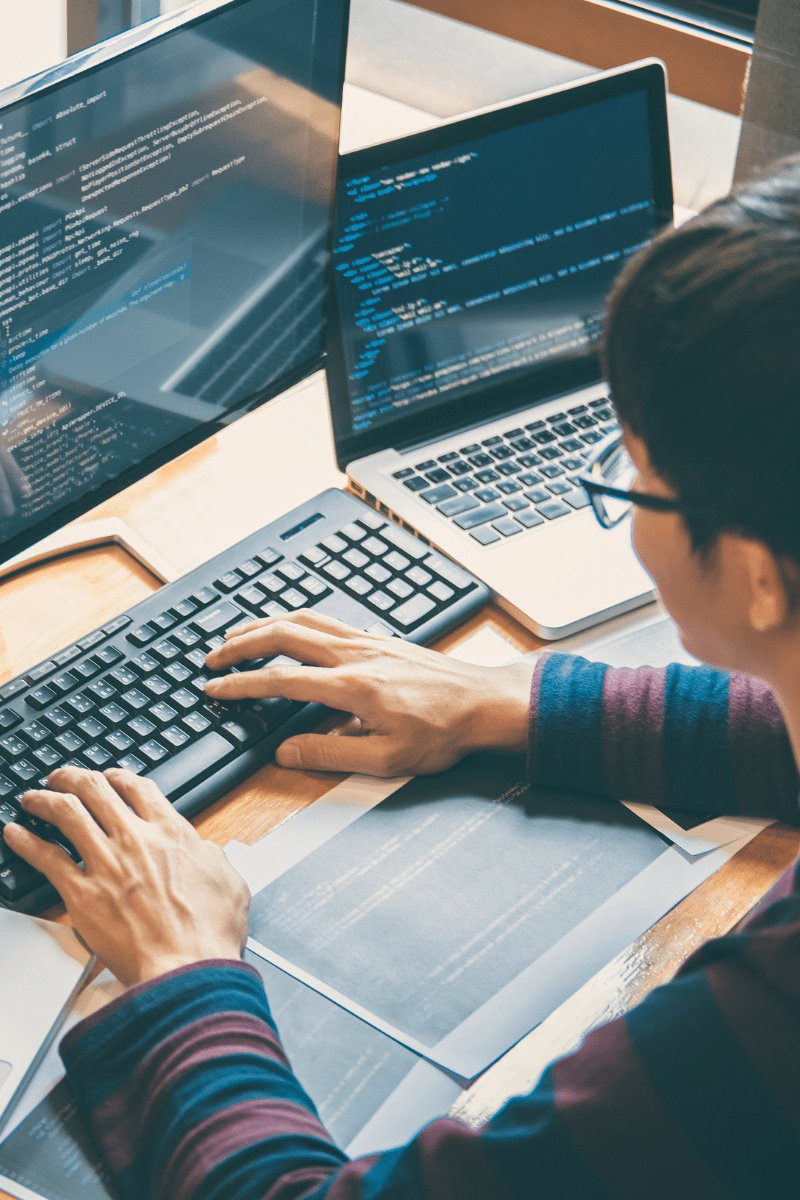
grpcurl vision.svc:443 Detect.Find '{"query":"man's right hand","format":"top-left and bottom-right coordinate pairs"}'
top-left (205, 611), bottom-right (534, 777)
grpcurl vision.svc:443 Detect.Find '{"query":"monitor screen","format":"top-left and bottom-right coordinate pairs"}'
top-left (0, 0), bottom-right (350, 563)
top-left (326, 64), bottom-right (672, 468)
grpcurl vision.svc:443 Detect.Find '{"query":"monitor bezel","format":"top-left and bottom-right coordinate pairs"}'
top-left (325, 59), bottom-right (673, 473)
top-left (0, 0), bottom-right (351, 570)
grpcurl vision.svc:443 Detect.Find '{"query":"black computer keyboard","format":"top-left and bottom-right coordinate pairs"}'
top-left (0, 488), bottom-right (489, 914)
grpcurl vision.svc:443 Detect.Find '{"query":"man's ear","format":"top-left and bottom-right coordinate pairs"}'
top-left (737, 539), bottom-right (790, 633)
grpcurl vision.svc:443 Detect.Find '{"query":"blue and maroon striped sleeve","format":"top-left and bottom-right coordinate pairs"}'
top-left (529, 652), bottom-right (799, 822)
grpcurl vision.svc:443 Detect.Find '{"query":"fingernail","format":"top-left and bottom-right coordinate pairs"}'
top-left (277, 742), bottom-right (301, 768)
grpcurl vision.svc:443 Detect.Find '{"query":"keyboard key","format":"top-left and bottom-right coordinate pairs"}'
top-left (26, 661), bottom-right (56, 684)
top-left (173, 627), bottom-right (201, 649)
top-left (165, 662), bottom-right (193, 685)
top-left (493, 517), bottom-right (523, 537)
top-left (415, 459), bottom-right (437, 471)
top-left (425, 468), bottom-right (451, 484)
top-left (518, 454), bottom-right (542, 469)
top-left (503, 427), bottom-right (525, 439)
top-left (33, 745), bottom-right (63, 769)
top-left (193, 603), bottom-right (242, 636)
top-left (0, 777), bottom-right (15, 798)
top-left (454, 503), bottom-right (506, 530)
top-left (28, 685), bottom-right (57, 710)
top-left (581, 430), bottom-right (603, 445)
top-left (497, 461), bottom-right (521, 476)
top-left (467, 453), bottom-right (493, 468)
top-left (537, 499), bottom-right (572, 520)
top-left (565, 490), bottom-right (591, 510)
top-left (56, 730), bottom-right (85, 754)
top-left (256, 548), bottom-right (281, 567)
top-left (83, 745), bottom-right (114, 768)
top-left (438, 451), bottom-right (459, 463)
top-left (88, 678), bottom-right (117, 701)
top-left (369, 591), bottom-right (395, 612)
top-left (109, 665), bottom-right (138, 689)
top-left (51, 672), bottom-right (78, 696)
top-left (249, 698), bottom-right (296, 732)
top-left (0, 709), bottom-right (21, 732)
top-left (0, 859), bottom-right (41, 901)
top-left (106, 730), bottom-right (135, 754)
top-left (475, 469), bottom-right (500, 484)
top-left (422, 555), bottom-right (473, 591)
top-left (281, 588), bottom-right (307, 609)
top-left (171, 688), bottom-right (199, 713)
top-left (299, 576), bottom-right (329, 599)
top-left (403, 476), bottom-right (429, 492)
top-left (498, 481), bottom-right (521, 495)
top-left (384, 550), bottom-right (410, 572)
top-left (509, 437), bottom-right (534, 452)
top-left (10, 759), bottom-right (38, 783)
top-left (192, 587), bottom-right (219, 607)
top-left (0, 679), bottom-right (26, 702)
top-left (379, 525), bottom-right (427, 559)
top-left (128, 624), bottom-right (157, 646)
top-left (421, 484), bottom-right (457, 504)
top-left (475, 487), bottom-right (500, 503)
top-left (525, 487), bottom-right (550, 504)
top-left (118, 754), bottom-right (146, 775)
top-left (346, 576), bottom-right (373, 597)
top-left (548, 481), bottom-right (571, 495)
top-left (388, 578), bottom-right (413, 600)
top-left (323, 560), bottom-right (351, 581)
top-left (539, 446), bottom-right (563, 461)
top-left (186, 648), bottom-right (207, 670)
top-left (173, 598), bottom-right (199, 619)
top-left (454, 477), bottom-right (478, 492)
top-left (341, 522), bottom-right (368, 542)
top-left (0, 733), bottom-right (27, 759)
top-left (519, 472), bottom-right (544, 486)
top-left (365, 562), bottom-right (391, 584)
top-left (428, 581), bottom-right (454, 602)
top-left (406, 566), bottom-right (433, 587)
top-left (449, 460), bottom-right (471, 476)
top-left (540, 465), bottom-right (564, 478)
top-left (131, 651), bottom-right (159, 675)
top-left (152, 612), bottom-right (178, 632)
top-left (99, 703), bottom-right (129, 727)
top-left (151, 703), bottom-right (178, 729)
top-left (182, 712), bottom-right (212, 740)
top-left (220, 716), bottom-right (264, 751)
top-left (460, 443), bottom-right (481, 455)
top-left (43, 707), bottom-right (72, 731)
top-left (301, 546), bottom-right (328, 567)
top-left (214, 571), bottom-right (243, 593)
top-left (77, 716), bottom-right (106, 740)
top-left (343, 547), bottom-right (369, 569)
top-left (259, 572), bottom-right (286, 596)
top-left (389, 594), bottom-right (436, 628)
top-left (482, 436), bottom-right (502, 447)
top-left (121, 688), bottom-right (150, 713)
top-left (143, 675), bottom-right (171, 697)
top-left (276, 562), bottom-right (304, 582)
top-left (491, 445), bottom-right (514, 460)
top-left (53, 645), bottom-right (81, 668)
top-left (322, 534), bottom-right (348, 554)
top-left (561, 439), bottom-right (584, 454)
top-left (128, 716), bottom-right (157, 742)
top-left (438, 495), bottom-right (478, 518)
top-left (392, 467), bottom-right (414, 479)
top-left (79, 630), bottom-right (106, 652)
top-left (65, 693), bottom-right (95, 717)
top-left (72, 659), bottom-right (100, 680)
top-left (552, 422), bottom-right (577, 437)
top-left (574, 413), bottom-right (599, 427)
top-left (504, 496), bottom-right (530, 512)
top-left (162, 725), bottom-right (191, 752)
top-left (20, 721), bottom-right (50, 746)
top-left (147, 731), bottom-right (237, 799)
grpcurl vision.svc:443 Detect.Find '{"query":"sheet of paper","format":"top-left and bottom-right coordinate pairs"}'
top-left (243, 755), bottom-right (706, 1078)
top-left (245, 953), bottom-right (461, 1155)
top-left (622, 801), bottom-right (774, 856)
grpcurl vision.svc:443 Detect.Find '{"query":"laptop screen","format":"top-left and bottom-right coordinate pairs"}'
top-left (0, 0), bottom-right (349, 566)
top-left (326, 62), bottom-right (672, 468)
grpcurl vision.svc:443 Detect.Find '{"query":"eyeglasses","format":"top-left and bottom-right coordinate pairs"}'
top-left (577, 433), bottom-right (681, 529)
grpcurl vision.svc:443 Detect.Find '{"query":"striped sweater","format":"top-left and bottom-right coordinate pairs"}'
top-left (61, 656), bottom-right (800, 1200)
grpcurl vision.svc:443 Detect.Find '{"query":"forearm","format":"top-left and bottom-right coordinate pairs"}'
top-left (529, 653), bottom-right (800, 822)
top-left (61, 962), bottom-right (348, 1200)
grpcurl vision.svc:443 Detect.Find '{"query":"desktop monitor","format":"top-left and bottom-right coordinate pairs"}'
top-left (0, 0), bottom-right (350, 568)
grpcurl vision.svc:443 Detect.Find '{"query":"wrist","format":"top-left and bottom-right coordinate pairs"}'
top-left (461, 661), bottom-right (534, 756)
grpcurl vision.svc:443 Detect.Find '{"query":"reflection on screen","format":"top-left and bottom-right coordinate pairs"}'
top-left (0, 0), bottom-right (347, 554)
top-left (333, 90), bottom-right (656, 437)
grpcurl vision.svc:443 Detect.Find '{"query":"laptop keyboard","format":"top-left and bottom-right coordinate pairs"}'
top-left (392, 397), bottom-right (620, 545)
top-left (0, 489), bottom-right (488, 915)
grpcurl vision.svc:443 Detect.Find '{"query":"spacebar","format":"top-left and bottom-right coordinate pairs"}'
top-left (147, 731), bottom-right (238, 799)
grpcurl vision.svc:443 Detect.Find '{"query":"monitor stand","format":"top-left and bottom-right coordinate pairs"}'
top-left (0, 518), bottom-right (178, 585)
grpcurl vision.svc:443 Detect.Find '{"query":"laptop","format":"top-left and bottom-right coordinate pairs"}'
top-left (325, 61), bottom-right (673, 639)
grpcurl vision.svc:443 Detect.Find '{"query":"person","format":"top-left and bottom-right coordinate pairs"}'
top-left (5, 159), bottom-right (800, 1198)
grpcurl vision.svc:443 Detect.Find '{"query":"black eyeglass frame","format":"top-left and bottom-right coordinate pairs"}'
top-left (577, 432), bottom-right (681, 529)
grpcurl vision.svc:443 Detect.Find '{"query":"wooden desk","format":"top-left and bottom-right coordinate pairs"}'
top-left (1, 371), bottom-right (797, 1177)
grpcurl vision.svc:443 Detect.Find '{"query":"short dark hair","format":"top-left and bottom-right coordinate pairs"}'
top-left (603, 157), bottom-right (800, 567)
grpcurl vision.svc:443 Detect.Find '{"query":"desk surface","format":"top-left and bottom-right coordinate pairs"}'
top-left (0, 368), bottom-right (797, 1191)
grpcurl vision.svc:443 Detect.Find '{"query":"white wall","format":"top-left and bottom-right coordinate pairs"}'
top-left (0, 0), bottom-right (66, 92)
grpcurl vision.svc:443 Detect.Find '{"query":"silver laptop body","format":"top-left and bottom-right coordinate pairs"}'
top-left (325, 61), bottom-right (673, 638)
